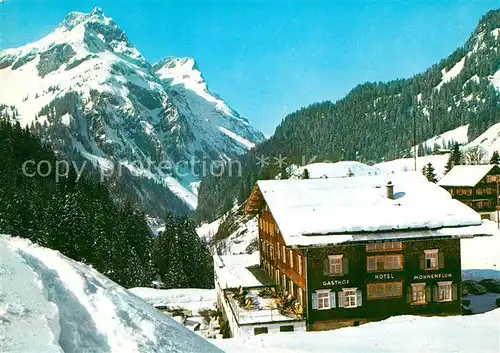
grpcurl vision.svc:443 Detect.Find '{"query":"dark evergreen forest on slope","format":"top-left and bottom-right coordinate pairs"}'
top-left (0, 116), bottom-right (213, 289)
top-left (196, 10), bottom-right (500, 223)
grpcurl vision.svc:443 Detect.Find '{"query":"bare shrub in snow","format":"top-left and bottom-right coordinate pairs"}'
top-left (464, 145), bottom-right (487, 165)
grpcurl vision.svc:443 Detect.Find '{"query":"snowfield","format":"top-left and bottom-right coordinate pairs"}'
top-left (376, 154), bottom-right (450, 179)
top-left (461, 221), bottom-right (500, 280)
top-left (289, 161), bottom-right (384, 179)
top-left (0, 235), bottom-right (222, 353)
top-left (213, 309), bottom-right (500, 353)
top-left (129, 287), bottom-right (216, 314)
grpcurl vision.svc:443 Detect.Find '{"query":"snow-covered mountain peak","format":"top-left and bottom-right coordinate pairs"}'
top-left (154, 55), bottom-right (250, 125)
top-left (155, 56), bottom-right (209, 98)
top-left (0, 8), bottom-right (264, 214)
top-left (58, 7), bottom-right (108, 31)
top-left (155, 56), bottom-right (204, 83)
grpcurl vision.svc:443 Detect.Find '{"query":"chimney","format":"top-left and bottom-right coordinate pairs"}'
top-left (386, 181), bottom-right (394, 200)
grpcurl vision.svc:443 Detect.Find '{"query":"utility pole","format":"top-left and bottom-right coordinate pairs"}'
top-left (497, 177), bottom-right (499, 230)
top-left (413, 109), bottom-right (417, 172)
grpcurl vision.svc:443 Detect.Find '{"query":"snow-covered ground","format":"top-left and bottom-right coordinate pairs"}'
top-left (129, 287), bottom-right (216, 314)
top-left (197, 203), bottom-right (258, 255)
top-left (197, 218), bottom-right (222, 242)
top-left (376, 154), bottom-right (450, 179)
top-left (0, 235), bottom-right (222, 353)
top-left (413, 125), bottom-right (469, 151)
top-left (466, 122), bottom-right (500, 157)
top-left (436, 57), bottom-right (466, 90)
top-left (213, 309), bottom-right (500, 353)
top-left (129, 288), bottom-right (220, 340)
top-left (461, 221), bottom-right (500, 280)
top-left (289, 161), bottom-right (385, 179)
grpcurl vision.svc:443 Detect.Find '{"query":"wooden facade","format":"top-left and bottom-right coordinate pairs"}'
top-left (440, 165), bottom-right (500, 216)
top-left (304, 237), bottom-right (461, 330)
top-left (259, 203), bottom-right (306, 308)
top-left (255, 196), bottom-right (463, 331)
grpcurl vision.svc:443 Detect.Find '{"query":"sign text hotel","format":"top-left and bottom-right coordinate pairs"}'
top-left (413, 273), bottom-right (452, 280)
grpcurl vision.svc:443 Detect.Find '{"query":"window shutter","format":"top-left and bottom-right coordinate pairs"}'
top-left (438, 251), bottom-right (445, 268)
top-left (431, 285), bottom-right (437, 302)
top-left (342, 257), bottom-right (349, 275)
top-left (338, 291), bottom-right (345, 308)
top-left (406, 286), bottom-right (412, 303)
top-left (452, 283), bottom-right (458, 301)
top-left (356, 290), bottom-right (363, 307)
top-left (330, 292), bottom-right (336, 308)
top-left (312, 293), bottom-right (318, 309)
top-left (419, 253), bottom-right (425, 269)
top-left (323, 259), bottom-right (329, 276)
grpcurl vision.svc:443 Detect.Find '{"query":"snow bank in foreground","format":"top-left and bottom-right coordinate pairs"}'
top-left (0, 235), bottom-right (222, 353)
top-left (214, 309), bottom-right (500, 353)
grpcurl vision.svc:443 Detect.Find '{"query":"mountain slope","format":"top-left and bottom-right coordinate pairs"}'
top-left (0, 235), bottom-right (223, 353)
top-left (0, 7), bottom-right (264, 214)
top-left (196, 9), bottom-right (500, 222)
top-left (154, 56), bottom-right (262, 153)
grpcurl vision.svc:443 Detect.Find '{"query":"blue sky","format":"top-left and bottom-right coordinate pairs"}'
top-left (1, 1), bottom-right (498, 135)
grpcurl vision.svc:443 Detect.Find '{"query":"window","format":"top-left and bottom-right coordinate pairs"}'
top-left (457, 188), bottom-right (472, 196)
top-left (367, 282), bottom-right (403, 299)
top-left (254, 327), bottom-right (268, 335)
top-left (343, 289), bottom-right (357, 308)
top-left (328, 255), bottom-right (343, 274)
top-left (487, 175), bottom-right (500, 183)
top-left (297, 287), bottom-right (304, 306)
top-left (366, 241), bottom-right (402, 252)
top-left (438, 282), bottom-right (452, 302)
top-left (282, 245), bottom-right (286, 262)
top-left (277, 242), bottom-right (281, 260)
top-left (298, 255), bottom-right (303, 275)
top-left (385, 255), bottom-right (402, 270)
top-left (367, 255), bottom-right (403, 272)
top-left (281, 274), bottom-right (287, 288)
top-left (288, 279), bottom-right (294, 295)
top-left (411, 283), bottom-right (426, 304)
top-left (424, 249), bottom-right (439, 269)
top-left (289, 250), bottom-right (294, 268)
top-left (338, 288), bottom-right (362, 308)
top-left (317, 290), bottom-right (331, 310)
top-left (280, 325), bottom-right (294, 332)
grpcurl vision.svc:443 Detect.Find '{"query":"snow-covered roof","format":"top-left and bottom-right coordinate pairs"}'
top-left (129, 287), bottom-right (216, 311)
top-left (214, 253), bottom-right (273, 289)
top-left (254, 172), bottom-right (494, 247)
top-left (437, 165), bottom-right (497, 187)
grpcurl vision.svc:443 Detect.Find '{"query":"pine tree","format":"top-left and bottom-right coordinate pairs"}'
top-left (279, 165), bottom-right (290, 180)
top-left (451, 142), bottom-right (463, 166)
top-left (423, 162), bottom-right (437, 183)
top-left (445, 142), bottom-right (463, 174)
top-left (0, 119), bottom-right (157, 289)
top-left (490, 150), bottom-right (500, 165)
top-left (444, 155), bottom-right (454, 174)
